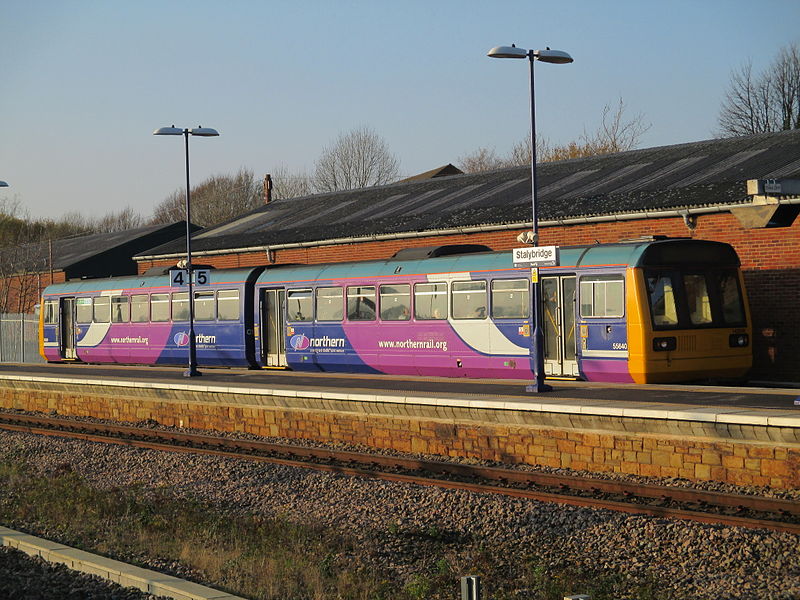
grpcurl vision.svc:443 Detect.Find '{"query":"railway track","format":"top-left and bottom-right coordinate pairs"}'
top-left (1, 411), bottom-right (798, 534)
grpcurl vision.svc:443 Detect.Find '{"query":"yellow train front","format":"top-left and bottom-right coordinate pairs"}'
top-left (622, 239), bottom-right (752, 383)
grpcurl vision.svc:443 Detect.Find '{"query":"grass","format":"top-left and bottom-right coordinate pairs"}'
top-left (0, 459), bottom-right (666, 599)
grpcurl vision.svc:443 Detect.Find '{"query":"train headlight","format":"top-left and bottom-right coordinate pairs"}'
top-left (729, 333), bottom-right (749, 348)
top-left (652, 337), bottom-right (677, 352)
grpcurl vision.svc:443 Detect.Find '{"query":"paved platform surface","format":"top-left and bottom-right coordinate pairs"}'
top-left (0, 526), bottom-right (244, 600)
top-left (1, 363), bottom-right (798, 429)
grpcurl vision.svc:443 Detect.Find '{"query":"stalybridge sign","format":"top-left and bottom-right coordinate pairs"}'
top-left (512, 246), bottom-right (559, 267)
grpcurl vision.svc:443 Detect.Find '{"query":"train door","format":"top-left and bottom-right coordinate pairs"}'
top-left (59, 297), bottom-right (77, 360)
top-left (541, 275), bottom-right (578, 377)
top-left (260, 289), bottom-right (286, 367)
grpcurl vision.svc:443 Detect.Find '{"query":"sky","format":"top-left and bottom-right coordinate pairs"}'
top-left (2, 0), bottom-right (799, 222)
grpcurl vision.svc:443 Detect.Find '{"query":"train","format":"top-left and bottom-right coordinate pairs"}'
top-left (39, 237), bottom-right (752, 384)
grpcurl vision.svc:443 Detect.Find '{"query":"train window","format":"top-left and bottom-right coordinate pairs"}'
top-left (491, 279), bottom-right (529, 319)
top-left (172, 292), bottom-right (189, 321)
top-left (683, 274), bottom-right (712, 325)
top-left (287, 289), bottom-right (313, 322)
top-left (347, 286), bottom-right (376, 321)
top-left (151, 294), bottom-right (170, 322)
top-left (111, 296), bottom-right (130, 323)
top-left (44, 300), bottom-right (59, 324)
top-left (76, 298), bottom-right (93, 324)
top-left (452, 281), bottom-right (487, 319)
top-left (580, 275), bottom-right (624, 318)
top-left (717, 272), bottom-right (745, 325)
top-left (93, 296), bottom-right (110, 323)
top-left (646, 274), bottom-right (679, 327)
top-left (131, 295), bottom-right (149, 323)
top-left (194, 291), bottom-right (216, 321)
top-left (316, 287), bottom-right (343, 321)
top-left (217, 290), bottom-right (240, 321)
top-left (379, 284), bottom-right (411, 321)
top-left (414, 282), bottom-right (447, 320)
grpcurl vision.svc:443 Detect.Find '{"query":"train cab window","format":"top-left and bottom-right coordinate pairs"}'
top-left (131, 295), bottom-right (149, 323)
top-left (717, 272), bottom-right (745, 325)
top-left (580, 275), bottom-right (624, 318)
top-left (76, 298), bottom-right (93, 324)
top-left (44, 300), bottom-right (59, 324)
top-left (683, 274), bottom-right (712, 325)
top-left (217, 290), bottom-right (240, 321)
top-left (172, 292), bottom-right (189, 321)
top-left (194, 291), bottom-right (215, 321)
top-left (414, 282), bottom-right (447, 320)
top-left (379, 284), bottom-right (411, 321)
top-left (287, 289), bottom-right (313, 322)
top-left (151, 294), bottom-right (170, 322)
top-left (347, 286), bottom-right (376, 321)
top-left (491, 279), bottom-right (529, 319)
top-left (111, 296), bottom-right (130, 323)
top-left (646, 274), bottom-right (679, 327)
top-left (316, 287), bottom-right (343, 321)
top-left (452, 281), bottom-right (487, 319)
top-left (93, 296), bottom-right (111, 323)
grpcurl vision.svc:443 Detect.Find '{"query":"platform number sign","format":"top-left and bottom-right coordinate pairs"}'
top-left (170, 269), bottom-right (210, 287)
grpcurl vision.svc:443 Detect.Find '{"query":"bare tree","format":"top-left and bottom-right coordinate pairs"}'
top-left (718, 43), bottom-right (800, 136)
top-left (151, 188), bottom-right (185, 225)
top-left (457, 147), bottom-right (505, 174)
top-left (459, 98), bottom-right (650, 173)
top-left (95, 207), bottom-right (144, 232)
top-left (270, 164), bottom-right (312, 200)
top-left (151, 167), bottom-right (263, 227)
top-left (312, 126), bottom-right (400, 192)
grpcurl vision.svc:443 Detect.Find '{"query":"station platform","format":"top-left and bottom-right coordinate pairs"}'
top-left (0, 363), bottom-right (798, 489)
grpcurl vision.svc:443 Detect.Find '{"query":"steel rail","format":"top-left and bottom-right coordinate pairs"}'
top-left (0, 413), bottom-right (797, 534)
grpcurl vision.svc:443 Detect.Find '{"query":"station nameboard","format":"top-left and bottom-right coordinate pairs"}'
top-left (513, 246), bottom-right (559, 267)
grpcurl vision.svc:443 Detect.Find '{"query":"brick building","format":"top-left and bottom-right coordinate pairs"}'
top-left (0, 222), bottom-right (194, 314)
top-left (137, 130), bottom-right (800, 383)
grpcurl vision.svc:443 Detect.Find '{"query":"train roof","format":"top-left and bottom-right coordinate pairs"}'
top-left (43, 267), bottom-right (258, 296)
top-left (254, 238), bottom-right (740, 284)
top-left (43, 239), bottom-right (739, 296)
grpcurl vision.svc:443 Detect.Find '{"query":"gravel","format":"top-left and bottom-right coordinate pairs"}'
top-left (0, 426), bottom-right (798, 600)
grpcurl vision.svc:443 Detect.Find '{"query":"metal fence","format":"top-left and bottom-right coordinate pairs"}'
top-left (0, 313), bottom-right (44, 363)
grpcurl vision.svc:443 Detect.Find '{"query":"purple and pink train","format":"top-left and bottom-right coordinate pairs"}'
top-left (40, 239), bottom-right (752, 384)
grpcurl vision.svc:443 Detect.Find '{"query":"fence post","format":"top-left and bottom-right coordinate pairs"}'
top-left (21, 313), bottom-right (25, 362)
top-left (460, 576), bottom-right (481, 600)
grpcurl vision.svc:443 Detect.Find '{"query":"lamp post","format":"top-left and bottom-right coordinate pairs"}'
top-left (153, 125), bottom-right (219, 377)
top-left (487, 44), bottom-right (573, 393)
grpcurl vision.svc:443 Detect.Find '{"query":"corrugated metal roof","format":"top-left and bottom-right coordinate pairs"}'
top-left (139, 129), bottom-right (800, 258)
top-left (4, 222), bottom-right (194, 277)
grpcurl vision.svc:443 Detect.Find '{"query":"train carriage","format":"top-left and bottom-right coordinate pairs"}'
top-left (39, 237), bottom-right (752, 384)
top-left (40, 268), bottom-right (261, 367)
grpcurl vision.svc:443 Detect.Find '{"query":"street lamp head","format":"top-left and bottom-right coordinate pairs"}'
top-left (488, 45), bottom-right (573, 64)
top-left (533, 49), bottom-right (573, 64)
top-left (190, 126), bottom-right (219, 137)
top-left (487, 45), bottom-right (529, 59)
top-left (153, 125), bottom-right (183, 136)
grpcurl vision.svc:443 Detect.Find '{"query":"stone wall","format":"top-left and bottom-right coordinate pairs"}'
top-left (0, 379), bottom-right (797, 489)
